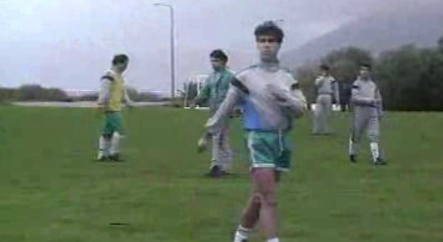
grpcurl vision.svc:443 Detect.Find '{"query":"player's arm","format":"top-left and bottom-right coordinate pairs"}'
top-left (332, 79), bottom-right (340, 104)
top-left (123, 85), bottom-right (135, 107)
top-left (289, 87), bottom-right (308, 118)
top-left (269, 82), bottom-right (307, 119)
top-left (97, 77), bottom-right (112, 110)
top-left (375, 86), bottom-right (384, 117)
top-left (193, 79), bottom-right (210, 106)
top-left (227, 73), bottom-right (242, 118)
top-left (314, 76), bottom-right (324, 87)
top-left (205, 79), bottom-right (246, 132)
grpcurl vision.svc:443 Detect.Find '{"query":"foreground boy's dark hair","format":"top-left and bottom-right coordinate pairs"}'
top-left (254, 21), bottom-right (285, 43)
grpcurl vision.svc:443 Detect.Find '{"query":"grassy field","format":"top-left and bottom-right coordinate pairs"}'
top-left (0, 105), bottom-right (442, 242)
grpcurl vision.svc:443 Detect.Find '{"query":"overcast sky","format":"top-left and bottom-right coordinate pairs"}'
top-left (0, 0), bottom-right (438, 91)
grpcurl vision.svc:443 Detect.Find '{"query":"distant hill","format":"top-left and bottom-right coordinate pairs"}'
top-left (281, 6), bottom-right (443, 68)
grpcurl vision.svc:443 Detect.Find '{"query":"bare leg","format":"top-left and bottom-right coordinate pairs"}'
top-left (234, 185), bottom-right (260, 242)
top-left (240, 186), bottom-right (261, 229)
top-left (254, 168), bottom-right (280, 239)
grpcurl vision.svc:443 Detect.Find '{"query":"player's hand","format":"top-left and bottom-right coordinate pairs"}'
top-left (267, 84), bottom-right (288, 102)
top-left (197, 132), bottom-right (212, 153)
top-left (96, 105), bottom-right (106, 113)
top-left (369, 99), bottom-right (382, 107)
top-left (230, 109), bottom-right (242, 118)
top-left (273, 94), bottom-right (287, 102)
top-left (95, 106), bottom-right (107, 118)
top-left (366, 100), bottom-right (376, 107)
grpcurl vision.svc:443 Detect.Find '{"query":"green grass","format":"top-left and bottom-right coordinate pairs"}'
top-left (0, 106), bottom-right (442, 242)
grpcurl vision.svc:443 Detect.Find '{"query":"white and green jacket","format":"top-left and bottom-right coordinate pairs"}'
top-left (195, 68), bottom-right (235, 113)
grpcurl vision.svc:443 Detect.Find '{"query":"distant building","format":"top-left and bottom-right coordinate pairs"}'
top-left (65, 90), bottom-right (97, 98)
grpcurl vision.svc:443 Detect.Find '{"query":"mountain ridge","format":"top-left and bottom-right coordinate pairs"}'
top-left (281, 6), bottom-right (443, 68)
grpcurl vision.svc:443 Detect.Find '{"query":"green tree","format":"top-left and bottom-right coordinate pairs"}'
top-left (180, 81), bottom-right (199, 106)
top-left (321, 47), bottom-right (373, 85)
top-left (438, 36), bottom-right (443, 54)
top-left (376, 45), bottom-right (424, 110)
top-left (295, 47), bottom-right (373, 107)
top-left (0, 88), bottom-right (19, 102)
top-left (17, 84), bottom-right (68, 101)
top-left (294, 63), bottom-right (317, 105)
top-left (294, 42), bottom-right (443, 111)
top-left (376, 45), bottom-right (443, 111)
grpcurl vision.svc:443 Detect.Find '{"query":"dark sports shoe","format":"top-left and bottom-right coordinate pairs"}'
top-left (350, 155), bottom-right (358, 163)
top-left (96, 155), bottom-right (109, 162)
top-left (218, 170), bottom-right (235, 177)
top-left (206, 165), bottom-right (223, 178)
top-left (374, 158), bottom-right (387, 166)
top-left (109, 154), bottom-right (124, 162)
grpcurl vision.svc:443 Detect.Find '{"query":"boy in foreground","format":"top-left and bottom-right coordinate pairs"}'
top-left (96, 54), bottom-right (134, 161)
top-left (204, 21), bottom-right (307, 242)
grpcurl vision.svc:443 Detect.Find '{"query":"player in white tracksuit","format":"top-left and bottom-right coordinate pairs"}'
top-left (312, 64), bottom-right (339, 135)
top-left (206, 22), bottom-right (307, 242)
top-left (349, 64), bottom-right (387, 165)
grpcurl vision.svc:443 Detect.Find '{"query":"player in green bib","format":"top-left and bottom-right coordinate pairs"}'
top-left (194, 50), bottom-right (236, 177)
top-left (96, 54), bottom-right (134, 161)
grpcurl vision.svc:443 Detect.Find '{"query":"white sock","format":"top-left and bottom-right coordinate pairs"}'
top-left (110, 132), bottom-right (121, 156)
top-left (349, 138), bottom-right (358, 155)
top-left (98, 136), bottom-right (110, 158)
top-left (268, 238), bottom-right (280, 242)
top-left (234, 225), bottom-right (250, 242)
top-left (370, 142), bottom-right (380, 162)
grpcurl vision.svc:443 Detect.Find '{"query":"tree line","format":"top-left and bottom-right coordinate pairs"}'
top-left (0, 84), bottom-right (165, 103)
top-left (0, 85), bottom-right (69, 102)
top-left (294, 36), bottom-right (443, 111)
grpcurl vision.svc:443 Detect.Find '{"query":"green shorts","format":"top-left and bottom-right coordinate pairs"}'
top-left (101, 112), bottom-right (123, 136)
top-left (245, 130), bottom-right (293, 172)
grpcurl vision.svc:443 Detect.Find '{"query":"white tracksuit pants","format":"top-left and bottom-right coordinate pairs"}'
top-left (349, 106), bottom-right (383, 161)
top-left (211, 121), bottom-right (233, 171)
top-left (313, 94), bottom-right (333, 134)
